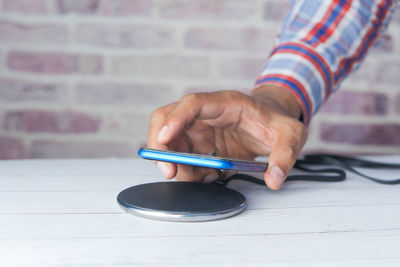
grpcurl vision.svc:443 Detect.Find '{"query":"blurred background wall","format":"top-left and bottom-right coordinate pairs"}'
top-left (0, 0), bottom-right (399, 159)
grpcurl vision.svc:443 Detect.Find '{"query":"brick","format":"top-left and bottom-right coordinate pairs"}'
top-left (112, 55), bottom-right (210, 78)
top-left (0, 79), bottom-right (67, 102)
top-left (264, 0), bottom-right (290, 22)
top-left (376, 61), bottom-right (400, 84)
top-left (158, 0), bottom-right (257, 20)
top-left (218, 57), bottom-right (265, 80)
top-left (30, 140), bottom-right (133, 158)
top-left (102, 113), bottom-right (149, 137)
top-left (395, 95), bottom-right (400, 114)
top-left (4, 110), bottom-right (100, 133)
top-left (57, 0), bottom-right (99, 14)
top-left (3, 0), bottom-right (47, 14)
top-left (343, 57), bottom-right (374, 85)
top-left (0, 136), bottom-right (25, 159)
top-left (0, 20), bottom-right (68, 45)
top-left (320, 123), bottom-right (400, 146)
top-left (75, 83), bottom-right (176, 108)
top-left (76, 24), bottom-right (172, 48)
top-left (185, 27), bottom-right (274, 51)
top-left (57, 0), bottom-right (151, 15)
top-left (96, 0), bottom-right (151, 16)
top-left (7, 51), bottom-right (102, 74)
top-left (320, 91), bottom-right (388, 115)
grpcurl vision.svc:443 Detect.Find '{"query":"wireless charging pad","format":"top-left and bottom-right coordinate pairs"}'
top-left (117, 182), bottom-right (247, 222)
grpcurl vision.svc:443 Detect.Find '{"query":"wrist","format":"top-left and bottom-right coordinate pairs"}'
top-left (251, 84), bottom-right (302, 120)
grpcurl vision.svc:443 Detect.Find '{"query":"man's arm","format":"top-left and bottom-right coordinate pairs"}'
top-left (254, 0), bottom-right (398, 125)
top-left (148, 0), bottom-right (397, 189)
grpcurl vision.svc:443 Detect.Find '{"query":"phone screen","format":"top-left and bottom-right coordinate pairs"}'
top-left (138, 148), bottom-right (267, 172)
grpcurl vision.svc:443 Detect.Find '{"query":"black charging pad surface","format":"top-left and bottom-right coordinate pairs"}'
top-left (117, 182), bottom-right (247, 222)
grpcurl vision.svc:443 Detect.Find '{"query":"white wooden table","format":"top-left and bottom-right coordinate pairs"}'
top-left (1, 156), bottom-right (400, 266)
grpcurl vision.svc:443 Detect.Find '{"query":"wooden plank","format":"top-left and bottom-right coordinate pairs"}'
top-left (1, 186), bottom-right (400, 214)
top-left (0, 159), bottom-right (148, 176)
top-left (1, 165), bottom-right (398, 192)
top-left (1, 230), bottom-right (400, 266)
top-left (1, 204), bottom-right (399, 240)
top-left (0, 159), bottom-right (162, 192)
top-left (1, 157), bottom-right (399, 192)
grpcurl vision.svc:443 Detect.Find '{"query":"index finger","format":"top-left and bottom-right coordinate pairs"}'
top-left (147, 103), bottom-right (177, 179)
top-left (147, 103), bottom-right (176, 150)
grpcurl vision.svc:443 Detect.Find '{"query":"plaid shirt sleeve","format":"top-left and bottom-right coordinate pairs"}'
top-left (254, 0), bottom-right (398, 125)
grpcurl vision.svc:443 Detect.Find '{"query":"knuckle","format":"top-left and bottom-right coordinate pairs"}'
top-left (150, 107), bottom-right (167, 121)
top-left (287, 118), bottom-right (305, 131)
top-left (180, 93), bottom-right (200, 104)
top-left (285, 145), bottom-right (298, 162)
top-left (224, 90), bottom-right (240, 98)
top-left (281, 119), bottom-right (307, 143)
top-left (277, 140), bottom-right (298, 163)
top-left (290, 119), bottom-right (308, 143)
top-left (225, 90), bottom-right (247, 102)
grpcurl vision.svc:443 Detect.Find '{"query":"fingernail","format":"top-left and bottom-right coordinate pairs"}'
top-left (203, 174), bottom-right (219, 184)
top-left (157, 162), bottom-right (170, 178)
top-left (157, 125), bottom-right (168, 142)
top-left (269, 166), bottom-right (285, 187)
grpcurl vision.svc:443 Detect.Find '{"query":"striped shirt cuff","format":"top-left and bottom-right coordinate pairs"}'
top-left (254, 42), bottom-right (333, 125)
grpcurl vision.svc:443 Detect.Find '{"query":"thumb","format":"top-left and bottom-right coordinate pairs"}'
top-left (264, 125), bottom-right (306, 190)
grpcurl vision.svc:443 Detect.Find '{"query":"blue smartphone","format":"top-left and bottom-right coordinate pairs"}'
top-left (138, 148), bottom-right (268, 172)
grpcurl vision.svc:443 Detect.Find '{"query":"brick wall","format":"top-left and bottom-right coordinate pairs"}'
top-left (0, 0), bottom-right (399, 159)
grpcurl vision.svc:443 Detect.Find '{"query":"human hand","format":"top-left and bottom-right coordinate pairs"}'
top-left (147, 86), bottom-right (307, 190)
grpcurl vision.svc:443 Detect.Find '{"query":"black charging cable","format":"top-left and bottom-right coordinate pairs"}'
top-left (220, 154), bottom-right (400, 186)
